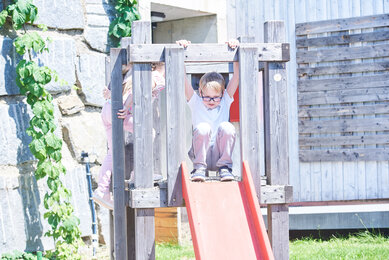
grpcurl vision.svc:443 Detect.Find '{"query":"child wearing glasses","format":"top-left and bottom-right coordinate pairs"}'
top-left (177, 39), bottom-right (240, 182)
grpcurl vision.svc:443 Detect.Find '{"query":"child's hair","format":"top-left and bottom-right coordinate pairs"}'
top-left (199, 72), bottom-right (225, 94)
top-left (122, 62), bottom-right (164, 96)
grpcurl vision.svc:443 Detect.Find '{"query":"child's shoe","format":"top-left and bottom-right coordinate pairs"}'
top-left (218, 166), bottom-right (234, 182)
top-left (190, 168), bottom-right (206, 182)
top-left (93, 189), bottom-right (114, 210)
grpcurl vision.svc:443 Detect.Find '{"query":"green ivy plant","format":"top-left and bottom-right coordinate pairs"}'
top-left (108, 0), bottom-right (140, 45)
top-left (0, 1), bottom-right (82, 259)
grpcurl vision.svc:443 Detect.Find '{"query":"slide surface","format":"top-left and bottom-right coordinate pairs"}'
top-left (182, 161), bottom-right (274, 260)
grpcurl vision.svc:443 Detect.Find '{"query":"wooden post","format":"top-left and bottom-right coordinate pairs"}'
top-left (238, 42), bottom-right (261, 198)
top-left (131, 21), bottom-right (156, 259)
top-left (110, 47), bottom-right (127, 260)
top-left (264, 21), bottom-right (290, 260)
top-left (165, 46), bottom-right (185, 206)
top-left (105, 56), bottom-right (115, 260)
top-left (238, 36), bottom-right (265, 197)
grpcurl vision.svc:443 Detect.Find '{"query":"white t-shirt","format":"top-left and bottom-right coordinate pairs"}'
top-left (188, 90), bottom-right (234, 143)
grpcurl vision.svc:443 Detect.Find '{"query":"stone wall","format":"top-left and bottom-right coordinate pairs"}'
top-left (0, 0), bottom-right (114, 253)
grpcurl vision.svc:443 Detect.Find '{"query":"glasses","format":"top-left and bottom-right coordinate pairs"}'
top-left (200, 95), bottom-right (223, 102)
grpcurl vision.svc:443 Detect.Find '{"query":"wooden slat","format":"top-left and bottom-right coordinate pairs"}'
top-left (239, 44), bottom-right (262, 197)
top-left (131, 20), bottom-right (155, 260)
top-left (298, 87), bottom-right (389, 105)
top-left (296, 30), bottom-right (389, 48)
top-left (296, 44), bottom-right (389, 63)
top-left (295, 13), bottom-right (389, 35)
top-left (299, 118), bottom-right (389, 134)
top-left (298, 61), bottom-right (389, 77)
top-left (299, 134), bottom-right (389, 147)
top-left (298, 103), bottom-right (389, 118)
top-left (165, 46), bottom-right (185, 207)
top-left (186, 62), bottom-right (233, 74)
top-left (129, 43), bottom-right (290, 62)
top-left (264, 21), bottom-right (290, 260)
top-left (298, 74), bottom-right (389, 92)
top-left (299, 148), bottom-right (389, 162)
top-left (110, 47), bottom-right (127, 260)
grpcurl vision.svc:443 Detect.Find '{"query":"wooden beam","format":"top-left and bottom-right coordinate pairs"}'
top-left (297, 61), bottom-right (389, 78)
top-left (128, 184), bottom-right (293, 208)
top-left (239, 44), bottom-right (262, 198)
top-left (165, 46), bottom-right (186, 207)
top-left (131, 20), bottom-right (155, 260)
top-left (299, 117), bottom-right (389, 134)
top-left (298, 103), bottom-right (389, 118)
top-left (296, 30), bottom-right (389, 48)
top-left (295, 13), bottom-right (389, 35)
top-left (299, 134), bottom-right (389, 147)
top-left (110, 47), bottom-right (127, 260)
top-left (105, 56), bottom-right (115, 260)
top-left (129, 43), bottom-right (290, 63)
top-left (264, 21), bottom-right (290, 260)
top-left (296, 44), bottom-right (389, 63)
top-left (299, 148), bottom-right (389, 162)
top-left (298, 74), bottom-right (389, 92)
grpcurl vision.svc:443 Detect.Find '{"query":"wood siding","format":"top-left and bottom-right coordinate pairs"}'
top-left (226, 0), bottom-right (389, 202)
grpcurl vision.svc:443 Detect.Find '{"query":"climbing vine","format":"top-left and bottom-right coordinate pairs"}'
top-left (0, 1), bottom-right (82, 259)
top-left (108, 0), bottom-right (140, 45)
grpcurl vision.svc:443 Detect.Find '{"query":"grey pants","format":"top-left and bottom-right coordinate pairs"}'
top-left (189, 122), bottom-right (236, 171)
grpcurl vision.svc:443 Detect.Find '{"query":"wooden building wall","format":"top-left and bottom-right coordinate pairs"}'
top-left (226, 0), bottom-right (389, 202)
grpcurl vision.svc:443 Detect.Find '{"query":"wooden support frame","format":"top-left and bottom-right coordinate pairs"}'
top-left (264, 21), bottom-right (290, 260)
top-left (108, 19), bottom-right (291, 260)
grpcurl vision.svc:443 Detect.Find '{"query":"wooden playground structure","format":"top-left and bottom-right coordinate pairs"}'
top-left (106, 20), bottom-right (292, 260)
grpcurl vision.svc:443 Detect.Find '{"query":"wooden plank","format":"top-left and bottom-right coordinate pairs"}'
top-left (104, 55), bottom-right (115, 260)
top-left (300, 148), bottom-right (389, 162)
top-left (297, 61), bottom-right (389, 77)
top-left (165, 46), bottom-right (185, 207)
top-left (239, 45), bottom-right (262, 197)
top-left (299, 134), bottom-right (389, 147)
top-left (110, 47), bottom-right (127, 260)
top-left (131, 20), bottom-right (155, 260)
top-left (296, 30), bottom-right (389, 48)
top-left (296, 44), bottom-right (389, 63)
top-left (295, 13), bottom-right (389, 35)
top-left (260, 185), bottom-right (293, 204)
top-left (129, 43), bottom-right (290, 62)
top-left (298, 103), bottom-right (389, 118)
top-left (298, 74), bottom-right (389, 92)
top-left (130, 187), bottom-right (167, 208)
top-left (299, 117), bottom-right (389, 134)
top-left (298, 87), bottom-right (389, 105)
top-left (264, 21), bottom-right (290, 260)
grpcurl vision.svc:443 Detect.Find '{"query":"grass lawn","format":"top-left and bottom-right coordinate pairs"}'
top-left (156, 231), bottom-right (389, 260)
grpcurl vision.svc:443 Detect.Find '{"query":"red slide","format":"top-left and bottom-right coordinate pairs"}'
top-left (182, 161), bottom-right (274, 260)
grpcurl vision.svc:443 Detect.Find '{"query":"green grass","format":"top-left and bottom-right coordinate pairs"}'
top-left (156, 243), bottom-right (195, 260)
top-left (290, 231), bottom-right (389, 260)
top-left (156, 231), bottom-right (389, 260)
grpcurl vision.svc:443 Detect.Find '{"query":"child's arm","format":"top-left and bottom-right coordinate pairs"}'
top-left (176, 40), bottom-right (194, 101)
top-left (226, 39), bottom-right (240, 98)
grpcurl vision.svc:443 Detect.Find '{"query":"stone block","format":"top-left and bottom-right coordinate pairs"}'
top-left (0, 101), bottom-right (35, 165)
top-left (33, 0), bottom-right (84, 29)
top-left (57, 92), bottom-right (85, 115)
top-left (0, 164), bottom-right (95, 253)
top-left (61, 110), bottom-right (107, 164)
top-left (30, 38), bottom-right (76, 94)
top-left (76, 53), bottom-right (107, 107)
top-left (0, 37), bottom-right (20, 96)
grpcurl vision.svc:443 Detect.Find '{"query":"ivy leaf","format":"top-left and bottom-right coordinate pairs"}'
top-left (45, 133), bottom-right (62, 150)
top-left (29, 138), bottom-right (46, 160)
top-left (0, 10), bottom-right (8, 27)
top-left (12, 7), bottom-right (26, 29)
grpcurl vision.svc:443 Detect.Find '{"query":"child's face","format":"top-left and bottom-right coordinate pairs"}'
top-left (200, 87), bottom-right (223, 109)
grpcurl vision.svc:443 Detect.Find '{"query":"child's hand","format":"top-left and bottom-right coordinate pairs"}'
top-left (117, 108), bottom-right (130, 119)
top-left (226, 39), bottom-right (239, 49)
top-left (103, 86), bottom-right (111, 100)
top-left (176, 39), bottom-right (191, 48)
